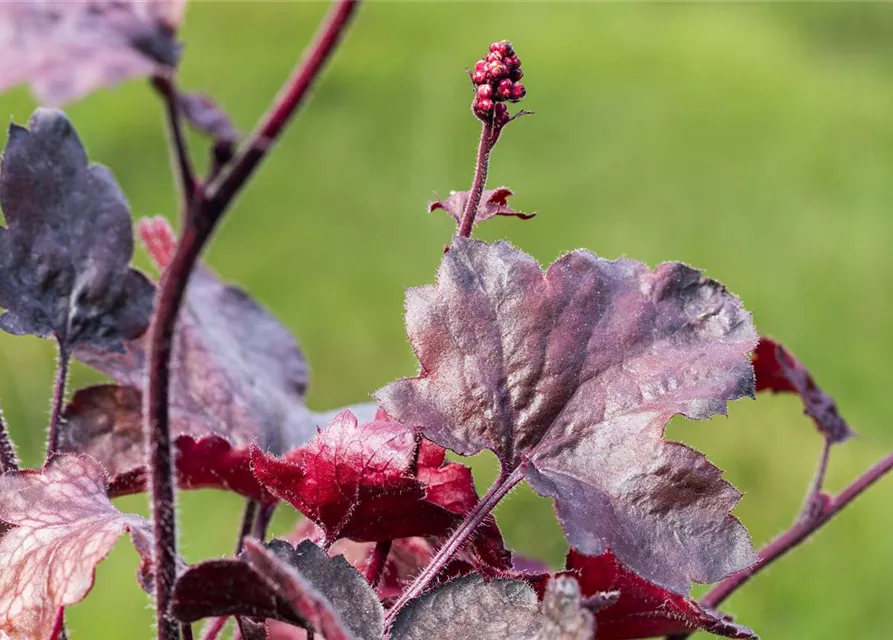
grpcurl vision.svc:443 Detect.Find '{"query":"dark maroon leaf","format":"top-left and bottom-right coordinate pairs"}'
top-left (74, 217), bottom-right (374, 457)
top-left (250, 410), bottom-right (510, 568)
top-left (172, 539), bottom-right (384, 640)
top-left (390, 574), bottom-right (592, 640)
top-left (57, 384), bottom-right (275, 502)
top-left (566, 550), bottom-right (756, 640)
top-left (377, 237), bottom-right (757, 592)
top-left (0, 0), bottom-right (185, 105)
top-left (0, 108), bottom-right (154, 352)
top-left (179, 91), bottom-right (240, 143)
top-left (0, 455), bottom-right (153, 638)
top-left (753, 337), bottom-right (854, 444)
top-left (429, 187), bottom-right (535, 227)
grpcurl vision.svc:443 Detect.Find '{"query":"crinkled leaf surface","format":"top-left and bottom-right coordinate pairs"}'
top-left (172, 539), bottom-right (384, 640)
top-left (0, 0), bottom-right (185, 105)
top-left (753, 337), bottom-right (853, 444)
top-left (390, 574), bottom-right (592, 640)
top-left (0, 108), bottom-right (154, 351)
top-left (250, 410), bottom-right (510, 569)
top-left (58, 384), bottom-right (275, 502)
top-left (378, 237), bottom-right (757, 592)
top-left (566, 550), bottom-right (756, 640)
top-left (0, 455), bottom-right (152, 638)
top-left (75, 217), bottom-right (374, 457)
top-left (429, 187), bottom-right (535, 227)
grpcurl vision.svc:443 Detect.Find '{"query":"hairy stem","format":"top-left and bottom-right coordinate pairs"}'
top-left (667, 448), bottom-right (893, 640)
top-left (0, 405), bottom-right (19, 472)
top-left (205, 0), bottom-right (361, 220)
top-left (384, 466), bottom-right (524, 629)
top-left (152, 74), bottom-right (197, 212)
top-left (799, 438), bottom-right (832, 521)
top-left (365, 540), bottom-right (393, 589)
top-left (45, 341), bottom-right (70, 459)
top-left (235, 499), bottom-right (259, 553)
top-left (198, 617), bottom-right (228, 640)
top-left (457, 123), bottom-right (499, 238)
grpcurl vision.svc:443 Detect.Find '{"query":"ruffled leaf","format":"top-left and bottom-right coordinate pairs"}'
top-left (428, 187), bottom-right (534, 228)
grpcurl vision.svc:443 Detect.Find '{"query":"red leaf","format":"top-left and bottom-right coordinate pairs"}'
top-left (566, 550), bottom-right (756, 640)
top-left (251, 410), bottom-right (511, 569)
top-left (0, 456), bottom-right (153, 638)
top-left (0, 0), bottom-right (185, 105)
top-left (752, 337), bottom-right (854, 443)
top-left (429, 187), bottom-right (535, 228)
top-left (377, 237), bottom-right (757, 592)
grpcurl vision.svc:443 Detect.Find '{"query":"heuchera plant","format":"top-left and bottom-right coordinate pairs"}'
top-left (0, 2), bottom-right (888, 639)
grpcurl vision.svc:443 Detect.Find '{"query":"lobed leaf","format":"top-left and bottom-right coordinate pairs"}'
top-left (251, 410), bottom-right (511, 568)
top-left (566, 550), bottom-right (756, 640)
top-left (0, 108), bottom-right (155, 352)
top-left (752, 337), bottom-right (854, 443)
top-left (429, 187), bottom-right (535, 228)
top-left (172, 538), bottom-right (384, 640)
top-left (390, 574), bottom-right (592, 640)
top-left (0, 0), bottom-right (186, 105)
top-left (0, 455), bottom-right (153, 638)
top-left (378, 237), bottom-right (757, 592)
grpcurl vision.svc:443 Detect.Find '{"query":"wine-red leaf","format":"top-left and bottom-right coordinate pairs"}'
top-left (567, 550), bottom-right (756, 640)
top-left (57, 384), bottom-right (275, 502)
top-left (390, 574), bottom-right (592, 640)
top-left (752, 337), bottom-right (854, 443)
top-left (0, 108), bottom-right (154, 352)
top-left (429, 187), bottom-right (535, 227)
top-left (377, 237), bottom-right (757, 592)
top-left (250, 410), bottom-right (510, 568)
top-left (75, 217), bottom-right (374, 456)
top-left (0, 455), bottom-right (153, 638)
top-left (0, 0), bottom-right (185, 105)
top-left (172, 539), bottom-right (384, 640)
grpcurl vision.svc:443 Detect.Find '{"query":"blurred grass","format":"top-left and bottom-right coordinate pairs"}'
top-left (1, 2), bottom-right (892, 638)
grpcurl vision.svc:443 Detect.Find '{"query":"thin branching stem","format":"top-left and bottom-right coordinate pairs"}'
top-left (180, 624), bottom-right (194, 640)
top-left (457, 122), bottom-right (499, 238)
top-left (0, 404), bottom-right (19, 472)
top-left (251, 502), bottom-right (276, 542)
top-left (45, 340), bottom-right (70, 459)
top-left (365, 540), bottom-right (393, 589)
top-left (798, 438), bottom-right (832, 521)
top-left (667, 447), bottom-right (893, 640)
top-left (145, 5), bottom-right (362, 638)
top-left (235, 499), bottom-right (259, 553)
top-left (384, 466), bottom-right (524, 630)
top-left (152, 74), bottom-right (197, 212)
top-left (198, 617), bottom-right (228, 640)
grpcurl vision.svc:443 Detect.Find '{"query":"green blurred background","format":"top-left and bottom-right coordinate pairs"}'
top-left (1, 2), bottom-right (892, 638)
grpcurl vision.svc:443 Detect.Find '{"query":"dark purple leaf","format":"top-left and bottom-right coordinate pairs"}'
top-left (0, 455), bottom-right (153, 638)
top-left (250, 410), bottom-right (510, 569)
top-left (74, 217), bottom-right (374, 457)
top-left (172, 539), bottom-right (384, 640)
top-left (753, 337), bottom-right (854, 444)
top-left (57, 384), bottom-right (277, 502)
top-left (0, 0), bottom-right (185, 105)
top-left (429, 187), bottom-right (535, 228)
top-left (0, 108), bottom-right (154, 352)
top-left (566, 550), bottom-right (756, 639)
top-left (179, 91), bottom-right (240, 143)
top-left (390, 575), bottom-right (592, 640)
top-left (377, 237), bottom-right (757, 592)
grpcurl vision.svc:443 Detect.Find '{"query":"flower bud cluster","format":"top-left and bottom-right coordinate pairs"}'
top-left (471, 40), bottom-right (525, 126)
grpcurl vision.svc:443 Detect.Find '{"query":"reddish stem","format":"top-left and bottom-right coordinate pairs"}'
top-left (45, 340), bottom-right (70, 459)
top-left (205, 0), bottom-right (361, 220)
top-left (364, 540), bottom-right (393, 589)
top-left (383, 466), bottom-right (524, 630)
top-left (667, 448), bottom-right (893, 640)
top-left (799, 438), bottom-right (832, 521)
top-left (49, 608), bottom-right (65, 640)
top-left (0, 405), bottom-right (19, 472)
top-left (235, 499), bottom-right (259, 553)
top-left (457, 122), bottom-right (500, 238)
top-left (180, 624), bottom-right (194, 640)
top-left (152, 74), bottom-right (197, 210)
top-left (198, 617), bottom-right (228, 640)
top-left (251, 502), bottom-right (277, 541)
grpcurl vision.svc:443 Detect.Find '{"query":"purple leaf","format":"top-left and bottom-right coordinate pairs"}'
top-left (74, 217), bottom-right (373, 456)
top-left (179, 91), bottom-right (240, 143)
top-left (390, 574), bottom-right (592, 640)
top-left (0, 0), bottom-right (186, 105)
top-left (172, 539), bottom-right (384, 640)
top-left (429, 187), bottom-right (535, 228)
top-left (0, 108), bottom-right (154, 352)
top-left (753, 337), bottom-right (854, 444)
top-left (0, 455), bottom-right (153, 638)
top-left (377, 237), bottom-right (757, 592)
